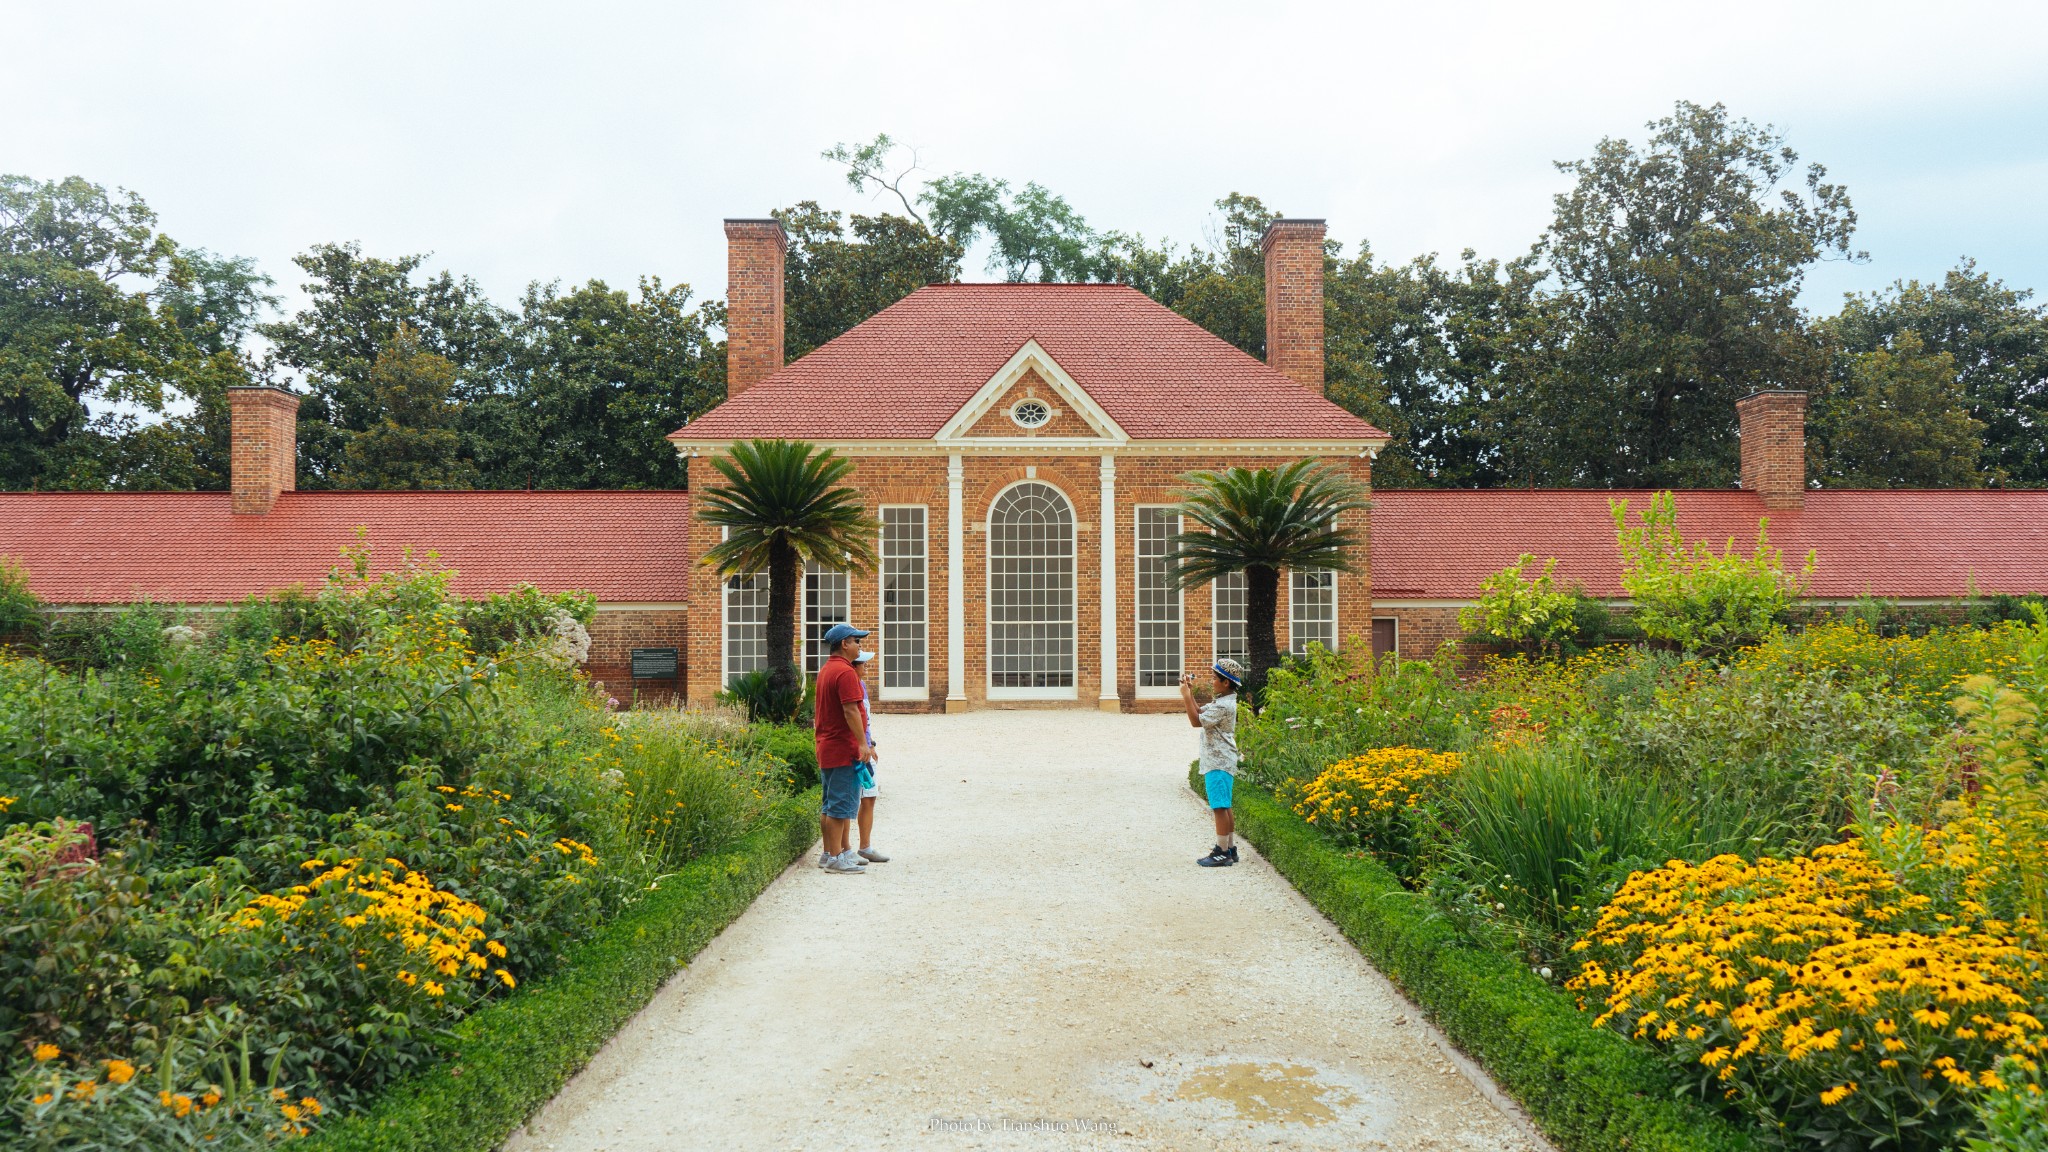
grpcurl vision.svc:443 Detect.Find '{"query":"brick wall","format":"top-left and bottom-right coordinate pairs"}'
top-left (685, 448), bottom-right (1375, 712)
top-left (1737, 390), bottom-right (1807, 510)
top-left (1261, 219), bottom-right (1326, 394)
top-left (724, 219), bottom-right (786, 399)
top-left (228, 386), bottom-right (299, 515)
top-left (586, 606), bottom-right (691, 707)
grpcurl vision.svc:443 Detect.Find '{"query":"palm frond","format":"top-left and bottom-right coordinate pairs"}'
top-left (1165, 460), bottom-right (1369, 589)
top-left (697, 440), bottom-right (881, 575)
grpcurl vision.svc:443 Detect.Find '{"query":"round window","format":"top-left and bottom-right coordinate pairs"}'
top-left (1009, 398), bottom-right (1052, 429)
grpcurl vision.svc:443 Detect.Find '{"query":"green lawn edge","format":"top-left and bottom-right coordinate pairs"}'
top-left (1192, 767), bottom-right (1756, 1152)
top-left (302, 787), bottom-right (821, 1152)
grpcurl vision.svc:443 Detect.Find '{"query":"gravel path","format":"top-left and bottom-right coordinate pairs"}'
top-left (505, 711), bottom-right (1551, 1151)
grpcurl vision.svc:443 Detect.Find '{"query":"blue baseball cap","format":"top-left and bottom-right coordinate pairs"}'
top-left (821, 623), bottom-right (869, 646)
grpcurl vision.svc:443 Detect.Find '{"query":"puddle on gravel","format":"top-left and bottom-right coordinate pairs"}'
top-left (1170, 1061), bottom-right (1357, 1124)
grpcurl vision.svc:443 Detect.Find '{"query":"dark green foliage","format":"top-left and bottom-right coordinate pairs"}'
top-left (1810, 332), bottom-right (1987, 488)
top-left (0, 559), bottom-right (39, 643)
top-left (776, 203), bottom-right (961, 359)
top-left (738, 723), bottom-right (819, 792)
top-left (330, 326), bottom-right (477, 490)
top-left (297, 790), bottom-right (819, 1152)
top-left (1190, 768), bottom-right (1756, 1152)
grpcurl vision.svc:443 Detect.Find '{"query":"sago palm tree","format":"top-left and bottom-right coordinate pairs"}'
top-left (1167, 461), bottom-right (1369, 705)
top-left (698, 440), bottom-right (878, 707)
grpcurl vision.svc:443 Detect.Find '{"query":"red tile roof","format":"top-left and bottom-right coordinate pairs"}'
top-left (1369, 489), bottom-right (2048, 600)
top-left (672, 284), bottom-right (1388, 442)
top-left (0, 491), bottom-right (694, 605)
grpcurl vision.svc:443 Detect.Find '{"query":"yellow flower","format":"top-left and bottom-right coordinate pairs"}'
top-left (202, 1090), bottom-right (222, 1107)
top-left (1820, 1083), bottom-right (1858, 1106)
top-left (105, 1059), bottom-right (136, 1084)
top-left (33, 1043), bottom-right (59, 1062)
top-left (496, 968), bottom-right (517, 988)
top-left (32, 1093), bottom-right (53, 1106)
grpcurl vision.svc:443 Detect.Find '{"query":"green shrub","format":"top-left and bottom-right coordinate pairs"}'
top-left (1244, 645), bottom-right (1479, 787)
top-left (0, 560), bottom-right (39, 645)
top-left (1459, 554), bottom-right (1580, 651)
top-left (1612, 490), bottom-right (1812, 655)
top-left (612, 712), bottom-right (782, 870)
top-left (738, 722), bottom-right (819, 791)
top-left (1966, 1059), bottom-right (2048, 1152)
top-left (717, 667), bottom-right (808, 724)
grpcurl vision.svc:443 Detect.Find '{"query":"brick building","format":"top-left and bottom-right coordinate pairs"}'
top-left (4, 214), bottom-right (2047, 704)
top-left (672, 219), bottom-right (1384, 712)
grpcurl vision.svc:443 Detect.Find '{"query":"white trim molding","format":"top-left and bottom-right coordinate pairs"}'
top-left (946, 453), bottom-right (966, 712)
top-left (671, 437), bottom-right (1389, 458)
top-left (1098, 454), bottom-right (1119, 711)
top-left (935, 340), bottom-right (1130, 445)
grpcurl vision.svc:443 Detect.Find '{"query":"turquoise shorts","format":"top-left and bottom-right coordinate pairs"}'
top-left (1204, 770), bottom-right (1234, 810)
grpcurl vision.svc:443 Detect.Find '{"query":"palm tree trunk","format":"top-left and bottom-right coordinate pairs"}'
top-left (1244, 563), bottom-right (1281, 709)
top-left (765, 533), bottom-right (800, 701)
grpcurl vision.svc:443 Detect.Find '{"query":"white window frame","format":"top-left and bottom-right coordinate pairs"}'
top-left (1211, 570), bottom-right (1247, 665)
top-left (1289, 566), bottom-right (1340, 655)
top-left (1133, 505), bottom-right (1183, 698)
top-left (719, 528), bottom-right (770, 687)
top-left (985, 478), bottom-right (1079, 701)
top-left (877, 505), bottom-right (930, 701)
top-left (802, 560), bottom-right (851, 676)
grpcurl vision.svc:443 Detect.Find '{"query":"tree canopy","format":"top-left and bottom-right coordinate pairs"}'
top-left (4, 106), bottom-right (2039, 493)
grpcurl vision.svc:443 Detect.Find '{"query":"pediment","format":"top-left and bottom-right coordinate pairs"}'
top-left (935, 340), bottom-right (1127, 444)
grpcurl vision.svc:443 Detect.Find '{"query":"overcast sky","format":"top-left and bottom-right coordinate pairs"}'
top-left (6, 0), bottom-right (2046, 324)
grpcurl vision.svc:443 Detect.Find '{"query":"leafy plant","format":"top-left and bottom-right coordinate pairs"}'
top-left (1459, 554), bottom-right (1580, 652)
top-left (0, 559), bottom-right (39, 644)
top-left (1611, 490), bottom-right (1813, 655)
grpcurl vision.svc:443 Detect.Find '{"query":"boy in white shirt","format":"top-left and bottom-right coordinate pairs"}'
top-left (1182, 658), bottom-right (1245, 867)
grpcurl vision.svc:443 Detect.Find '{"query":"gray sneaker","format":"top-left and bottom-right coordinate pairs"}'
top-left (857, 847), bottom-right (890, 863)
top-left (825, 852), bottom-right (867, 874)
top-left (818, 850), bottom-right (834, 869)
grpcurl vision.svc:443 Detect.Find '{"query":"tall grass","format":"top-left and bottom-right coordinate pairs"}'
top-left (613, 711), bottom-right (781, 872)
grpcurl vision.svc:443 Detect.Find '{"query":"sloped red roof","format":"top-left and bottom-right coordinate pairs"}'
top-left (0, 491), bottom-right (694, 605)
top-left (1370, 489), bottom-right (2048, 600)
top-left (672, 284), bottom-right (1388, 442)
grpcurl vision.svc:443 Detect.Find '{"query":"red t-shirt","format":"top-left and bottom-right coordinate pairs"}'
top-left (813, 656), bottom-right (864, 769)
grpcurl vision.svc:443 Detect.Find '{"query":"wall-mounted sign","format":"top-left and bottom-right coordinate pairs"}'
top-left (630, 647), bottom-right (679, 680)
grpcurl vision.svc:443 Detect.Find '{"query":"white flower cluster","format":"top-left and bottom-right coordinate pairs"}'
top-left (543, 609), bottom-right (590, 666)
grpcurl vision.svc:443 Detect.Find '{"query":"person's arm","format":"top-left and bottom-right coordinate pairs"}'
top-left (843, 701), bottom-right (871, 763)
top-left (1180, 672), bottom-right (1202, 727)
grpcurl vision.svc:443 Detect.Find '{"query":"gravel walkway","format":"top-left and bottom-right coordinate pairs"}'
top-left (505, 710), bottom-right (1551, 1151)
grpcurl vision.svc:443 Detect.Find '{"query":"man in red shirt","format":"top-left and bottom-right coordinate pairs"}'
top-left (813, 623), bottom-right (873, 874)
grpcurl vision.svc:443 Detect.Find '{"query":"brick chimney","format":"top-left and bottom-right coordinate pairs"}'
top-left (1737, 389), bottom-right (1808, 510)
top-left (1261, 218), bottom-right (1326, 392)
top-left (228, 384), bottom-right (299, 515)
top-left (724, 218), bottom-right (787, 399)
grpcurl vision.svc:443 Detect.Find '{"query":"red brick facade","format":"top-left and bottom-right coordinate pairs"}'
top-left (585, 606), bottom-right (692, 707)
top-left (227, 386), bottom-right (298, 515)
top-left (1737, 390), bottom-right (1808, 511)
top-left (723, 219), bottom-right (786, 399)
top-left (682, 448), bottom-right (1375, 712)
top-left (1262, 219), bottom-right (1326, 394)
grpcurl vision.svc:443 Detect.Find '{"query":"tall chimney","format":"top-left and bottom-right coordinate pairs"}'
top-left (1261, 218), bottom-right (1326, 392)
top-left (1737, 389), bottom-right (1808, 510)
top-left (724, 218), bottom-right (787, 399)
top-left (228, 385), bottom-right (299, 515)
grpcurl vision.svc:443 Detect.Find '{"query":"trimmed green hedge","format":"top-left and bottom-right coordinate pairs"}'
top-left (302, 788), bottom-right (821, 1152)
top-left (1194, 768), bottom-right (1755, 1152)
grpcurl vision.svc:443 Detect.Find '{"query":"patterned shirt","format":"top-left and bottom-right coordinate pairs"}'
top-left (1197, 693), bottom-right (1240, 776)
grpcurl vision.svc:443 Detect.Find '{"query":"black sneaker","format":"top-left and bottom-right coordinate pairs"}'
top-left (1198, 846), bottom-right (1237, 867)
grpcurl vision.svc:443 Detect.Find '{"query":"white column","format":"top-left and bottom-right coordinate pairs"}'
top-left (1098, 453), bottom-right (1119, 711)
top-left (946, 453), bottom-right (966, 712)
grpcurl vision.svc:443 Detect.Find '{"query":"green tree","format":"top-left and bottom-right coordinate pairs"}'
top-left (697, 440), bottom-right (879, 709)
top-left (1825, 261), bottom-right (2047, 486)
top-left (1458, 555), bottom-right (1579, 651)
top-left (261, 242), bottom-right (511, 486)
top-left (467, 277), bottom-right (721, 489)
top-left (1811, 331), bottom-right (1985, 488)
top-left (1611, 490), bottom-right (1811, 655)
top-left (331, 326), bottom-right (477, 490)
top-left (1166, 461), bottom-right (1369, 704)
top-left (0, 175), bottom-right (270, 490)
top-left (775, 203), bottom-right (961, 359)
top-left (1505, 101), bottom-right (1860, 488)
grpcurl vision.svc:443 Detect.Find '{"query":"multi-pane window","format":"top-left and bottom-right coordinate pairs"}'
top-left (988, 481), bottom-right (1075, 690)
top-left (802, 560), bottom-right (850, 675)
top-left (879, 507), bottom-right (928, 693)
top-left (1135, 507), bottom-right (1182, 688)
top-left (722, 572), bottom-right (769, 685)
top-left (1212, 571), bottom-right (1247, 663)
top-left (1290, 567), bottom-right (1337, 654)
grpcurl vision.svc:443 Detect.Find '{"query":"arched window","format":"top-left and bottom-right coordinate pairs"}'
top-left (987, 481), bottom-right (1075, 693)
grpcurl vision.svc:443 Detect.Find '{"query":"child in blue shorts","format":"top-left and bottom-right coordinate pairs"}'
top-left (1181, 657), bottom-right (1245, 867)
